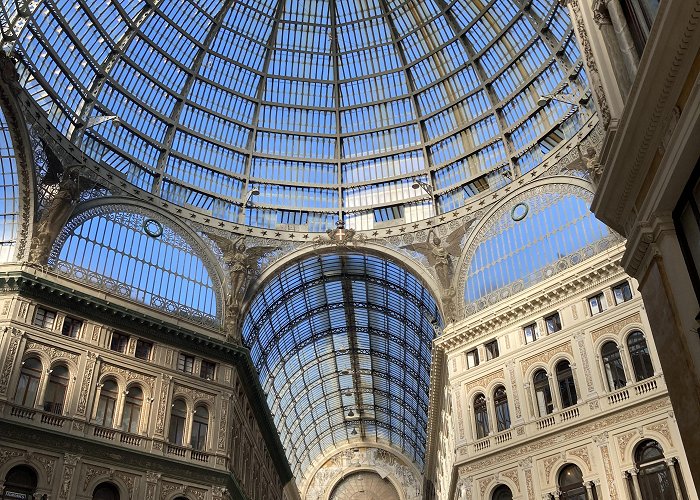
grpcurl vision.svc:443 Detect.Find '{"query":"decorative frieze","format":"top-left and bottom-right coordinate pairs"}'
top-left (520, 342), bottom-right (573, 373)
top-left (591, 312), bottom-right (641, 343)
top-left (25, 340), bottom-right (79, 363)
top-left (99, 363), bottom-right (155, 391)
top-left (464, 369), bottom-right (505, 394)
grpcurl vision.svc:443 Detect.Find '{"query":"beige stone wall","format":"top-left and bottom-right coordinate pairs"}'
top-left (0, 282), bottom-right (285, 500)
top-left (433, 245), bottom-right (697, 499)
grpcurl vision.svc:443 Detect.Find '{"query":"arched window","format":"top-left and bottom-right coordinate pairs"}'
top-left (94, 380), bottom-right (118, 427)
top-left (191, 405), bottom-right (209, 450)
top-left (15, 358), bottom-right (42, 407)
top-left (44, 365), bottom-right (69, 414)
top-left (3, 465), bottom-right (38, 499)
top-left (492, 484), bottom-right (513, 500)
top-left (556, 360), bottom-right (577, 408)
top-left (601, 341), bottom-right (627, 390)
top-left (628, 331), bottom-right (654, 381)
top-left (493, 386), bottom-right (510, 431)
top-left (92, 482), bottom-right (120, 500)
top-left (121, 386), bottom-right (143, 434)
top-left (168, 399), bottom-right (187, 445)
top-left (559, 464), bottom-right (587, 499)
top-left (634, 440), bottom-right (683, 499)
top-left (473, 393), bottom-right (489, 439)
top-left (533, 369), bottom-right (553, 416)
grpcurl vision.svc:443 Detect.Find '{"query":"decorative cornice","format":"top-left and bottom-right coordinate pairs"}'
top-left (438, 246), bottom-right (626, 350)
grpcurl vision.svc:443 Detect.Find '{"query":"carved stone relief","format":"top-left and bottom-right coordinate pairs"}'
top-left (520, 342), bottom-right (573, 372)
top-left (591, 313), bottom-right (641, 343)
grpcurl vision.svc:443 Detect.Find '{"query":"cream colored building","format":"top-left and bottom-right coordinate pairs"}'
top-left (0, 0), bottom-right (697, 498)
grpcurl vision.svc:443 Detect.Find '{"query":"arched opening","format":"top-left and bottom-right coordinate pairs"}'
top-left (601, 341), bottom-right (627, 390)
top-left (168, 399), bottom-right (187, 446)
top-left (558, 464), bottom-right (586, 500)
top-left (533, 369), bottom-right (553, 416)
top-left (493, 386), bottom-right (510, 432)
top-left (492, 484), bottom-right (513, 500)
top-left (191, 405), bottom-right (209, 451)
top-left (94, 379), bottom-right (118, 427)
top-left (242, 251), bottom-right (441, 475)
top-left (329, 470), bottom-right (400, 500)
top-left (121, 385), bottom-right (143, 434)
top-left (473, 393), bottom-right (489, 439)
top-left (92, 482), bottom-right (120, 500)
top-left (556, 360), bottom-right (577, 409)
top-left (633, 440), bottom-right (685, 499)
top-left (43, 364), bottom-right (69, 414)
top-left (15, 358), bottom-right (42, 408)
top-left (3, 465), bottom-right (38, 499)
top-left (627, 331), bottom-right (654, 381)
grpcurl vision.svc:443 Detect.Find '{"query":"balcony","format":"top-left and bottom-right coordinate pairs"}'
top-left (458, 375), bottom-right (665, 460)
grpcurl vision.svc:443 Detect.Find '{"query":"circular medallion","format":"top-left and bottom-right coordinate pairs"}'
top-left (511, 202), bottom-right (529, 221)
top-left (142, 219), bottom-right (164, 238)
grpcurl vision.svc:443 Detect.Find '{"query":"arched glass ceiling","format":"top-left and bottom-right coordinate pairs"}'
top-left (242, 252), bottom-right (440, 478)
top-left (8, 0), bottom-right (591, 231)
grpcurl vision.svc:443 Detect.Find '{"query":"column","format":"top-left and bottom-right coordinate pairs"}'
top-left (603, 0), bottom-right (640, 75)
top-left (145, 471), bottom-right (160, 500)
top-left (58, 453), bottom-right (81, 499)
top-left (585, 481), bottom-right (595, 500)
top-left (628, 469), bottom-right (643, 500)
top-left (666, 458), bottom-right (684, 500)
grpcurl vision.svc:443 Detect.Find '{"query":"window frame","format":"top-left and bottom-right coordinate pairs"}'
top-left (473, 393), bottom-right (489, 439)
top-left (199, 359), bottom-right (216, 380)
top-left (523, 322), bottom-right (540, 344)
top-left (134, 339), bottom-right (153, 361)
top-left (177, 353), bottom-right (195, 374)
top-left (33, 307), bottom-right (56, 329)
top-left (612, 281), bottom-right (633, 305)
top-left (466, 348), bottom-right (480, 369)
top-left (484, 340), bottom-right (499, 361)
top-left (544, 311), bottom-right (562, 334)
top-left (555, 360), bottom-right (578, 409)
top-left (110, 332), bottom-right (130, 353)
top-left (588, 292), bottom-right (606, 315)
top-left (61, 316), bottom-right (83, 338)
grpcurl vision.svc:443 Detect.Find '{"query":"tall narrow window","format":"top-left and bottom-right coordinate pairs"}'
top-left (94, 380), bottom-right (118, 428)
top-left (191, 405), bottom-right (209, 451)
top-left (613, 281), bottom-right (633, 304)
top-left (15, 358), bottom-right (42, 408)
top-left (628, 331), bottom-right (654, 381)
top-left (33, 307), bottom-right (56, 329)
top-left (473, 393), bottom-right (489, 439)
top-left (61, 316), bottom-right (83, 338)
top-left (601, 341), bottom-right (627, 390)
top-left (559, 464), bottom-right (587, 500)
top-left (168, 399), bottom-right (187, 445)
top-left (545, 312), bottom-right (562, 334)
top-left (493, 386), bottom-right (510, 431)
top-left (466, 349), bottom-right (479, 369)
top-left (121, 386), bottom-right (143, 434)
top-left (634, 440), bottom-right (683, 500)
top-left (533, 369), bottom-right (553, 416)
top-left (485, 340), bottom-right (499, 360)
top-left (556, 360), bottom-right (578, 408)
top-left (43, 365), bottom-right (69, 414)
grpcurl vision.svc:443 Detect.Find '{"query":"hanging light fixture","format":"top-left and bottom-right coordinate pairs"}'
top-left (348, 410), bottom-right (354, 417)
top-left (351, 427), bottom-right (358, 436)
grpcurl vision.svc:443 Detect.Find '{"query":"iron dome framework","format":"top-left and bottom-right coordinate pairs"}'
top-left (242, 251), bottom-right (441, 477)
top-left (5, 0), bottom-right (590, 231)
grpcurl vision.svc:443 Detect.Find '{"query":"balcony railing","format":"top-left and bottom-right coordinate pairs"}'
top-left (462, 375), bottom-right (664, 458)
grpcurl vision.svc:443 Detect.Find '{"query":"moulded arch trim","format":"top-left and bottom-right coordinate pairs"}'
top-left (623, 435), bottom-right (676, 468)
top-left (82, 475), bottom-right (131, 500)
top-left (486, 380), bottom-right (509, 398)
top-left (486, 477), bottom-right (521, 500)
top-left (124, 381), bottom-right (150, 401)
top-left (454, 176), bottom-right (603, 315)
top-left (550, 355), bottom-right (576, 374)
top-left (622, 327), bottom-right (649, 345)
top-left (302, 442), bottom-right (422, 498)
top-left (242, 242), bottom-right (443, 320)
top-left (51, 197), bottom-right (226, 322)
top-left (0, 460), bottom-right (47, 493)
top-left (20, 353), bottom-right (48, 370)
top-left (525, 363), bottom-right (551, 384)
top-left (0, 74), bottom-right (37, 262)
top-left (593, 335), bottom-right (625, 354)
top-left (322, 466), bottom-right (407, 500)
top-left (549, 459), bottom-right (591, 490)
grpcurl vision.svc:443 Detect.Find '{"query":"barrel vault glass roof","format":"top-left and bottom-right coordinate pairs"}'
top-left (242, 252), bottom-right (441, 477)
top-left (7, 0), bottom-right (592, 231)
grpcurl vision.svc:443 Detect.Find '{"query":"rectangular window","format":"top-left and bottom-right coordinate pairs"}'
top-left (177, 353), bottom-right (194, 374)
top-left (200, 359), bottom-right (216, 380)
top-left (466, 348), bottom-right (479, 369)
top-left (484, 340), bottom-right (499, 360)
top-left (33, 307), bottom-right (56, 329)
top-left (134, 339), bottom-right (153, 360)
top-left (613, 281), bottom-right (633, 304)
top-left (110, 332), bottom-right (130, 353)
top-left (523, 323), bottom-right (539, 344)
top-left (61, 316), bottom-right (83, 338)
top-left (545, 312), bottom-right (562, 334)
top-left (588, 292), bottom-right (605, 315)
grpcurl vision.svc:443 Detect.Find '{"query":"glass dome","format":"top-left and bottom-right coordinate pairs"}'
top-left (9, 0), bottom-right (591, 231)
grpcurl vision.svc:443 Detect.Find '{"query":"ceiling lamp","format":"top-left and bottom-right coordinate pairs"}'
top-left (351, 427), bottom-right (358, 436)
top-left (348, 410), bottom-right (354, 417)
